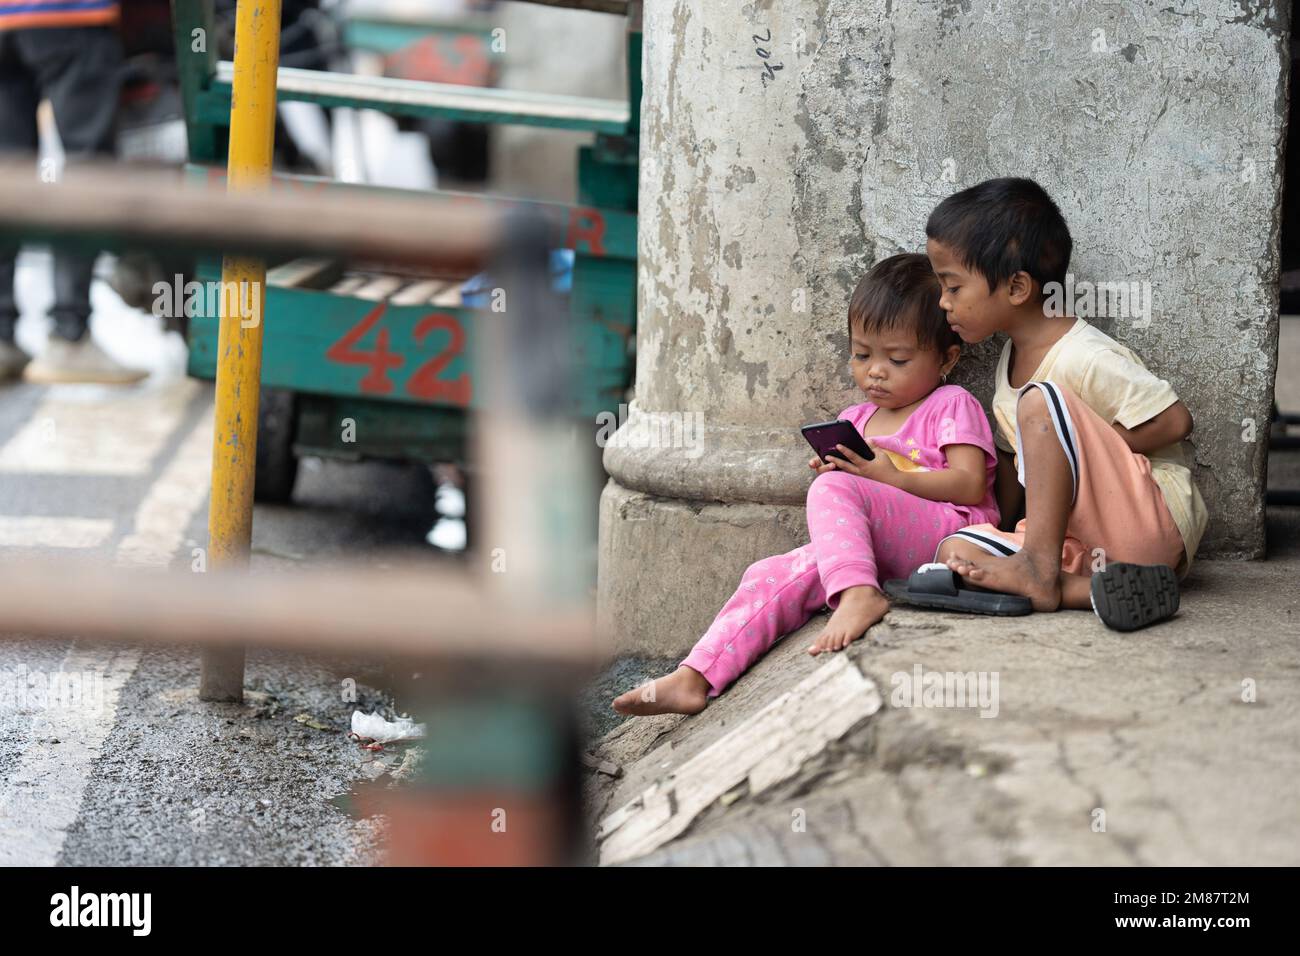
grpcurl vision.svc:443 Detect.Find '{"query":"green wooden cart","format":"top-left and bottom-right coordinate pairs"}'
top-left (172, 0), bottom-right (639, 505)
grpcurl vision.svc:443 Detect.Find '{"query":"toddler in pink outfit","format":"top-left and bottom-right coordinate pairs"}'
top-left (613, 254), bottom-right (1000, 717)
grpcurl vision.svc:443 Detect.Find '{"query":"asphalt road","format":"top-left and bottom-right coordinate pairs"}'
top-left (0, 251), bottom-right (456, 865)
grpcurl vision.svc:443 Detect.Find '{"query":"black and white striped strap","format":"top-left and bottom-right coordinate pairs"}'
top-left (1014, 380), bottom-right (1079, 504)
top-left (935, 529), bottom-right (1022, 560)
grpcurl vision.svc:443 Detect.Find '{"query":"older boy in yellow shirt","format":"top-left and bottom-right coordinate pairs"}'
top-left (925, 177), bottom-right (1207, 630)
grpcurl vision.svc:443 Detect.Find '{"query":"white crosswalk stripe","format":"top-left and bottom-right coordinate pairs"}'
top-left (0, 380), bottom-right (197, 476)
top-left (0, 384), bottom-right (213, 865)
top-left (0, 516), bottom-right (114, 549)
top-left (0, 644), bottom-right (144, 866)
top-left (115, 414), bottom-right (213, 568)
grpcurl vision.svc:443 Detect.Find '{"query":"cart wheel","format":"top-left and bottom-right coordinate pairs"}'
top-left (255, 387), bottom-right (299, 504)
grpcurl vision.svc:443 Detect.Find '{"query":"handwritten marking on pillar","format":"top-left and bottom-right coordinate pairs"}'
top-left (752, 29), bottom-right (784, 87)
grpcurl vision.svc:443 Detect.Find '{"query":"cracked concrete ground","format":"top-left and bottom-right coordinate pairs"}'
top-left (586, 511), bottom-right (1300, 865)
top-left (581, 322), bottom-right (1300, 867)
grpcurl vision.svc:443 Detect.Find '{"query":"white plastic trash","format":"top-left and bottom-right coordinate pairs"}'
top-left (350, 711), bottom-right (426, 744)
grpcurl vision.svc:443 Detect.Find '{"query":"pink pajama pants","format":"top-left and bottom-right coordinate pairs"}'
top-left (680, 470), bottom-right (972, 697)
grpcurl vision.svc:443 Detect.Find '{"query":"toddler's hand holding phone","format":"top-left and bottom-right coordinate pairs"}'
top-left (823, 441), bottom-right (895, 481)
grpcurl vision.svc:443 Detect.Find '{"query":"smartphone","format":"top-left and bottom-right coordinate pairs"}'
top-left (801, 419), bottom-right (875, 463)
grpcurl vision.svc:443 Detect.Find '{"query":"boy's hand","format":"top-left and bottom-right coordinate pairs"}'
top-left (1111, 400), bottom-right (1194, 455)
top-left (824, 441), bottom-right (896, 482)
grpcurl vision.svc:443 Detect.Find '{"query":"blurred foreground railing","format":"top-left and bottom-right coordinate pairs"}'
top-left (0, 158), bottom-right (603, 865)
top-left (0, 160), bottom-right (497, 269)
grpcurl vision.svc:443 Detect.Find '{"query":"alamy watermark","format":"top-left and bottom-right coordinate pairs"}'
top-left (1042, 273), bottom-right (1152, 328)
top-left (890, 664), bottom-right (999, 718)
top-left (152, 274), bottom-right (262, 328)
top-left (595, 403), bottom-right (705, 459)
top-left (50, 886), bottom-right (151, 936)
top-left (0, 664), bottom-right (105, 714)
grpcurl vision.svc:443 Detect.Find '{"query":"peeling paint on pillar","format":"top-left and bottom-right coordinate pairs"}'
top-left (602, 0), bottom-right (1287, 654)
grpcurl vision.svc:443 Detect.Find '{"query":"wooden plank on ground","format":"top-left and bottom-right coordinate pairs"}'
top-left (595, 655), bottom-right (882, 865)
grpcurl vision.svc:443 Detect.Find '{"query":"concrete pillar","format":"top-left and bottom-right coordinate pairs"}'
top-left (600, 0), bottom-right (1288, 656)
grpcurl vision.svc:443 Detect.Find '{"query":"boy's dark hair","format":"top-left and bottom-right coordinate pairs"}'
top-left (925, 177), bottom-right (1072, 295)
top-left (848, 253), bottom-right (959, 353)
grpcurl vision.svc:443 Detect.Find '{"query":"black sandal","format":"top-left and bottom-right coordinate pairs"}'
top-left (1089, 562), bottom-right (1180, 631)
top-left (884, 563), bottom-right (1032, 616)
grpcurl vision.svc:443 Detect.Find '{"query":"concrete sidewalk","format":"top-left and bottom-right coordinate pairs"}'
top-left (586, 417), bottom-right (1300, 867)
top-left (587, 514), bottom-right (1299, 865)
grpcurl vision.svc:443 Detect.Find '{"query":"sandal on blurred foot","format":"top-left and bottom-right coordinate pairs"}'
top-left (884, 563), bottom-right (1032, 616)
top-left (23, 335), bottom-right (147, 386)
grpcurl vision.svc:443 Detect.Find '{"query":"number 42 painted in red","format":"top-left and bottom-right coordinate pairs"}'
top-left (325, 301), bottom-right (472, 406)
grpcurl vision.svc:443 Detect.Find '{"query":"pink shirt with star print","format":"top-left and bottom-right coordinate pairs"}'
top-left (837, 383), bottom-right (1001, 526)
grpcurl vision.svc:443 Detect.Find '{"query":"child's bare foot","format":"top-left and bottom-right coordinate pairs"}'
top-left (808, 586), bottom-right (889, 655)
top-left (945, 551), bottom-right (1062, 612)
top-left (611, 665), bottom-right (710, 716)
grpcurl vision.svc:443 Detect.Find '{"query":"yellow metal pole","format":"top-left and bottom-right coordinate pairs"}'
top-left (200, 0), bottom-right (283, 702)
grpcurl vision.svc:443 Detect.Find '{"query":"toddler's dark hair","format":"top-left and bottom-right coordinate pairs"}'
top-left (848, 253), bottom-right (959, 353)
top-left (925, 177), bottom-right (1072, 295)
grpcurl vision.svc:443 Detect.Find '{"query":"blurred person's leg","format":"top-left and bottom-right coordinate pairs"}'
top-left (17, 26), bottom-right (143, 384)
top-left (25, 25), bottom-right (120, 341)
top-left (0, 32), bottom-right (39, 379)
